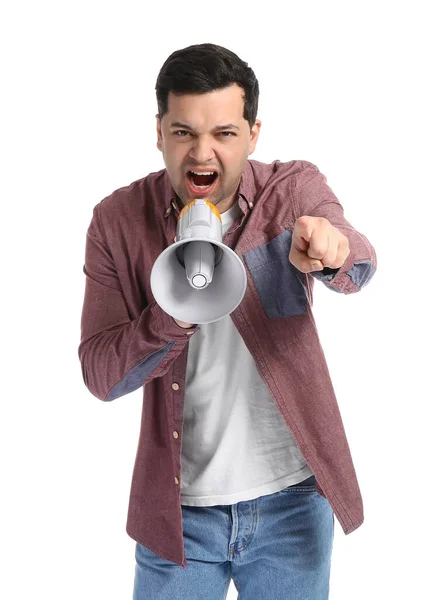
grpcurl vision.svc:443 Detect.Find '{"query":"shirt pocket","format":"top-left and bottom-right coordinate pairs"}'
top-left (243, 229), bottom-right (308, 319)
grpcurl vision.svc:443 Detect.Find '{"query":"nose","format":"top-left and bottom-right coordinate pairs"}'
top-left (188, 135), bottom-right (215, 164)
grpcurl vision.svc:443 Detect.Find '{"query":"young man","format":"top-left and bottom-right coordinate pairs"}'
top-left (79, 43), bottom-right (377, 599)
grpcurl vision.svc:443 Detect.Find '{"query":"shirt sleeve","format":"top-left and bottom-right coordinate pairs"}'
top-left (294, 163), bottom-right (377, 294)
top-left (78, 202), bottom-right (198, 401)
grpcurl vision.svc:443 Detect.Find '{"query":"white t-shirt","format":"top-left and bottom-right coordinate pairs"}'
top-left (180, 201), bottom-right (313, 506)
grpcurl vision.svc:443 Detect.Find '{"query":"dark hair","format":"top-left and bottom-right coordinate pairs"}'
top-left (155, 43), bottom-right (259, 129)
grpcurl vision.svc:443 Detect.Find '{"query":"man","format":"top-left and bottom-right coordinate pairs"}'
top-left (79, 43), bottom-right (377, 599)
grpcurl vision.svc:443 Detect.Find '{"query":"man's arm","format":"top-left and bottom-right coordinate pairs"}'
top-left (294, 163), bottom-right (377, 294)
top-left (78, 202), bottom-right (198, 402)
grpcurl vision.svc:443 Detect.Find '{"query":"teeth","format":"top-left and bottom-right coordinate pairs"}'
top-left (189, 170), bottom-right (216, 175)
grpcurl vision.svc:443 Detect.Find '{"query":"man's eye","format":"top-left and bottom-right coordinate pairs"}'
top-left (172, 130), bottom-right (235, 139)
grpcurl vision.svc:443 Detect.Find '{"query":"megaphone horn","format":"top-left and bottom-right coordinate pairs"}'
top-left (150, 198), bottom-right (247, 324)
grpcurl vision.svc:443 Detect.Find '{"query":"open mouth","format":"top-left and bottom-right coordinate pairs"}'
top-left (186, 170), bottom-right (219, 193)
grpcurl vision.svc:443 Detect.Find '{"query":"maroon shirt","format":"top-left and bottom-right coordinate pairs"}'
top-left (78, 159), bottom-right (377, 568)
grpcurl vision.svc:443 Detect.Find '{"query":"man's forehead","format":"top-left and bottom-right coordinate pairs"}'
top-left (168, 86), bottom-right (243, 108)
top-left (164, 87), bottom-right (245, 128)
top-left (168, 83), bottom-right (244, 102)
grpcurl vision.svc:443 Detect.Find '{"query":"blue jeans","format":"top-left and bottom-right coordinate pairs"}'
top-left (133, 475), bottom-right (334, 599)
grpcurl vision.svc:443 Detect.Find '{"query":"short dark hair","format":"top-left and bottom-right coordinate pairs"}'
top-left (155, 43), bottom-right (259, 129)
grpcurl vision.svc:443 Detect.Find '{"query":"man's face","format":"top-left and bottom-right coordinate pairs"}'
top-left (156, 83), bottom-right (261, 213)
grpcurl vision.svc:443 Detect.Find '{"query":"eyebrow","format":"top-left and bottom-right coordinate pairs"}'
top-left (169, 121), bottom-right (240, 131)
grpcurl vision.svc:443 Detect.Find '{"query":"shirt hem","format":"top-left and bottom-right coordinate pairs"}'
top-left (180, 465), bottom-right (314, 506)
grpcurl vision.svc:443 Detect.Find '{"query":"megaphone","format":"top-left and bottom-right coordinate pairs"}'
top-left (150, 198), bottom-right (247, 324)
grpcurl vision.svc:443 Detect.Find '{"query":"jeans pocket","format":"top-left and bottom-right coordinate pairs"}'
top-left (243, 230), bottom-right (308, 319)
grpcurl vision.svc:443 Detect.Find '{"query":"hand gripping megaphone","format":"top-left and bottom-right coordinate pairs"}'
top-left (150, 198), bottom-right (247, 324)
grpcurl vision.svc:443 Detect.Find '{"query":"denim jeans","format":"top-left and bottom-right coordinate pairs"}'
top-left (133, 475), bottom-right (334, 599)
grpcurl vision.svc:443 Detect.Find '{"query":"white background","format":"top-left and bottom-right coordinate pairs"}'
top-left (1, 1), bottom-right (436, 598)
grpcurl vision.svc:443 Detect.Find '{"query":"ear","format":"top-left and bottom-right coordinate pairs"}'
top-left (156, 114), bottom-right (163, 152)
top-left (248, 119), bottom-right (261, 155)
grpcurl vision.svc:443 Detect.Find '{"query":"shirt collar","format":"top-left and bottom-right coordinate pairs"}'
top-left (163, 160), bottom-right (255, 218)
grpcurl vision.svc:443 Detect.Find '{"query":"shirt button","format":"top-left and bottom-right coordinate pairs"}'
top-left (172, 383), bottom-right (180, 391)
top-left (173, 431), bottom-right (179, 439)
top-left (248, 201), bottom-right (254, 209)
top-left (165, 207), bottom-right (171, 216)
top-left (175, 476), bottom-right (179, 485)
top-left (186, 330), bottom-right (195, 336)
